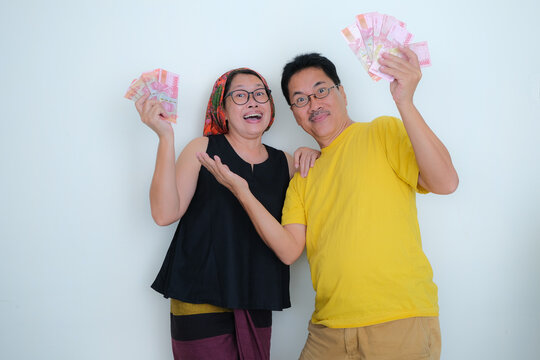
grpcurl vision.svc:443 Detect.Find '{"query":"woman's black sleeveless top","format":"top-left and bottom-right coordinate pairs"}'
top-left (151, 134), bottom-right (291, 310)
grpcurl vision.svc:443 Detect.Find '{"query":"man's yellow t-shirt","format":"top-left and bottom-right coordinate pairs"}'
top-left (282, 116), bottom-right (438, 328)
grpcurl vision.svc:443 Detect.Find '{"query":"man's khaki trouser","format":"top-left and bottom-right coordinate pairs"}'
top-left (299, 317), bottom-right (441, 360)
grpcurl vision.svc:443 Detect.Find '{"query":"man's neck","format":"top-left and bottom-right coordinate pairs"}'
top-left (317, 118), bottom-right (354, 148)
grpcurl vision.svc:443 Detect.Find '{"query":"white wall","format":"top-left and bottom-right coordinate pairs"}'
top-left (1, 0), bottom-right (539, 359)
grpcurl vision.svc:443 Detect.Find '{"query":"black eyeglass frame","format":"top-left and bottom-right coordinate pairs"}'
top-left (290, 84), bottom-right (341, 108)
top-left (224, 88), bottom-right (272, 106)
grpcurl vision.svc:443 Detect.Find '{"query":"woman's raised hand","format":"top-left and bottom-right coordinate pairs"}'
top-left (135, 93), bottom-right (173, 138)
top-left (197, 153), bottom-right (249, 196)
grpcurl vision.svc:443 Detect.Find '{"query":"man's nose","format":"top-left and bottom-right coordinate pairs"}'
top-left (308, 95), bottom-right (322, 111)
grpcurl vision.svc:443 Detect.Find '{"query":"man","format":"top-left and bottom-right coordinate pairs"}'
top-left (198, 48), bottom-right (458, 359)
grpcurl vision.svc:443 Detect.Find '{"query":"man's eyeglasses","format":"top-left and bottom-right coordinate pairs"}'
top-left (224, 88), bottom-right (271, 105)
top-left (290, 84), bottom-right (340, 108)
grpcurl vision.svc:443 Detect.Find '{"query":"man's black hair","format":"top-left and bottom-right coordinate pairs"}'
top-left (281, 53), bottom-right (341, 106)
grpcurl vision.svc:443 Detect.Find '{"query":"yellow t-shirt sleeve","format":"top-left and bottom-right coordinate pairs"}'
top-left (281, 174), bottom-right (306, 225)
top-left (374, 116), bottom-right (429, 194)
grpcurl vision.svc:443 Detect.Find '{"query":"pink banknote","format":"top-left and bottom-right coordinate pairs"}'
top-left (408, 41), bottom-right (431, 67)
top-left (341, 25), bottom-right (381, 81)
top-left (124, 77), bottom-right (151, 102)
top-left (370, 15), bottom-right (410, 68)
top-left (370, 12), bottom-right (384, 56)
top-left (125, 68), bottom-right (179, 123)
top-left (343, 13), bottom-right (431, 82)
top-left (142, 69), bottom-right (179, 122)
top-left (369, 23), bottom-right (414, 81)
top-left (369, 42), bottom-right (431, 82)
top-left (355, 13), bottom-right (376, 62)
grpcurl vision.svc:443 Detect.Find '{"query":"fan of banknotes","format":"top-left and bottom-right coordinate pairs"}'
top-left (341, 13), bottom-right (431, 82)
top-left (124, 68), bottom-right (179, 123)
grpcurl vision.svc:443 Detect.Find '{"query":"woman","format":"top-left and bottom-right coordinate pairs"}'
top-left (135, 68), bottom-right (317, 359)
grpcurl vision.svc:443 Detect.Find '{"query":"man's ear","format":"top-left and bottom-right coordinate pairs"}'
top-left (339, 85), bottom-right (347, 106)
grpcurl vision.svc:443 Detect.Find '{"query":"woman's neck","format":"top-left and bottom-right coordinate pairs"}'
top-left (224, 132), bottom-right (267, 165)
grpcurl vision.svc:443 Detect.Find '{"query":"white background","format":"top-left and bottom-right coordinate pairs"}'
top-left (1, 0), bottom-right (539, 359)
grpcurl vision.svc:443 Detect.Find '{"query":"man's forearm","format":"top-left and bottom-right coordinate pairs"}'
top-left (397, 102), bottom-right (459, 194)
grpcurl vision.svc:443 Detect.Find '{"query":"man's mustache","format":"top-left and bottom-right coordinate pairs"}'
top-left (309, 109), bottom-right (330, 122)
